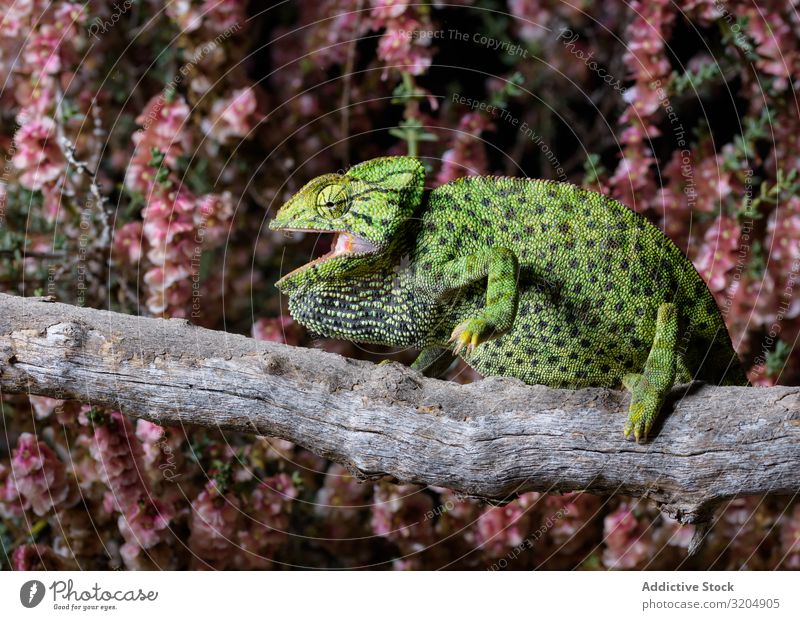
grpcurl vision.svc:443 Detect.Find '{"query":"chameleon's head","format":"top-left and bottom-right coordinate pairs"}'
top-left (269, 156), bottom-right (425, 293)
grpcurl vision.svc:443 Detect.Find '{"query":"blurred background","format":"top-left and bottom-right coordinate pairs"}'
top-left (0, 0), bottom-right (798, 569)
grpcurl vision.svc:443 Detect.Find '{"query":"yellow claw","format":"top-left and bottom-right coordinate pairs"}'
top-left (448, 322), bottom-right (480, 356)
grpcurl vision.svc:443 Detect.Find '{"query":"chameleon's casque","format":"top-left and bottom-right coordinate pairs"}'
top-left (269, 156), bottom-right (747, 440)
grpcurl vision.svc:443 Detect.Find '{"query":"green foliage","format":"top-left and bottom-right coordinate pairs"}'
top-left (669, 62), bottom-right (723, 97)
top-left (749, 169), bottom-right (800, 213)
top-left (765, 339), bottom-right (791, 378)
top-left (488, 71), bottom-right (525, 109)
top-left (746, 239), bottom-right (766, 279)
top-left (391, 73), bottom-right (438, 157)
top-left (718, 15), bottom-right (759, 62)
top-left (148, 147), bottom-right (172, 186)
top-left (724, 107), bottom-right (772, 173)
top-left (176, 154), bottom-right (213, 195)
top-left (582, 153), bottom-right (607, 186)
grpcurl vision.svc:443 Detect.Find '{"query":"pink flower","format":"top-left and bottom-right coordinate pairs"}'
top-left (118, 498), bottom-right (174, 555)
top-left (23, 25), bottom-right (62, 74)
top-left (14, 76), bottom-right (58, 121)
top-left (602, 501), bottom-right (652, 569)
top-left (28, 395), bottom-right (63, 420)
top-left (201, 0), bottom-right (246, 33)
top-left (126, 95), bottom-right (191, 194)
top-left (746, 7), bottom-right (797, 91)
top-left (0, 0), bottom-right (35, 37)
top-left (189, 480), bottom-right (241, 569)
top-left (85, 409), bottom-right (173, 565)
top-left (508, 0), bottom-right (550, 43)
top-left (10, 433), bottom-right (71, 516)
top-left (235, 473), bottom-right (298, 568)
top-left (315, 463), bottom-right (372, 538)
top-left (13, 544), bottom-right (73, 571)
top-left (376, 18), bottom-right (433, 77)
top-left (694, 215), bottom-right (740, 293)
top-left (52, 3), bottom-right (88, 34)
top-left (436, 112), bottom-right (493, 184)
top-left (475, 494), bottom-right (536, 560)
top-left (135, 419), bottom-right (184, 481)
top-left (610, 0), bottom-right (676, 211)
top-left (12, 117), bottom-right (64, 190)
top-left (128, 92), bottom-right (237, 318)
top-left (143, 190), bottom-right (196, 219)
top-left (683, 0), bottom-right (722, 24)
top-left (114, 221), bottom-right (145, 264)
top-left (143, 264), bottom-right (192, 293)
top-left (149, 97), bottom-right (192, 150)
top-left (194, 191), bottom-right (235, 245)
top-left (539, 492), bottom-right (602, 557)
top-left (202, 88), bottom-right (259, 143)
top-left (142, 191), bottom-right (196, 253)
top-left (780, 503), bottom-right (800, 569)
top-left (0, 463), bottom-right (24, 519)
top-left (143, 265), bottom-right (192, 315)
top-left (252, 316), bottom-right (301, 345)
top-left (370, 0), bottom-right (410, 20)
top-left (141, 190), bottom-right (196, 268)
top-left (372, 483), bottom-right (435, 554)
top-left (767, 200), bottom-right (800, 268)
top-left (135, 420), bottom-right (165, 444)
top-left (166, 0), bottom-right (204, 32)
top-left (653, 513), bottom-right (695, 549)
top-left (714, 497), bottom-right (774, 569)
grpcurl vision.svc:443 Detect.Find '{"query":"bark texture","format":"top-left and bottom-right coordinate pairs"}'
top-left (1, 292), bottom-right (798, 524)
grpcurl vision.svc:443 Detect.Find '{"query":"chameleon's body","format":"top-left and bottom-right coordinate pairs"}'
top-left (270, 156), bottom-right (746, 440)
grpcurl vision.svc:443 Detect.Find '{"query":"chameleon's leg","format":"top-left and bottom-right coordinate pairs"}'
top-left (411, 346), bottom-right (455, 378)
top-left (622, 303), bottom-right (679, 442)
top-left (675, 356), bottom-right (693, 384)
top-left (426, 247), bottom-right (519, 356)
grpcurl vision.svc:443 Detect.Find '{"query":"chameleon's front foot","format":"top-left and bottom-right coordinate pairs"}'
top-left (448, 317), bottom-right (490, 356)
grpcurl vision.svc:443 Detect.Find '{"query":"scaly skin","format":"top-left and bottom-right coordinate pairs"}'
top-left (269, 156), bottom-right (747, 441)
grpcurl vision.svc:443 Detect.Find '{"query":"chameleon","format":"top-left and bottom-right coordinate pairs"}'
top-left (269, 156), bottom-right (747, 441)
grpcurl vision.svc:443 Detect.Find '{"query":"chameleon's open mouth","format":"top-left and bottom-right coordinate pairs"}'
top-left (274, 228), bottom-right (378, 285)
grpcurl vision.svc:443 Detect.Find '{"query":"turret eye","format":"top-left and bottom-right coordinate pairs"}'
top-left (316, 184), bottom-right (350, 218)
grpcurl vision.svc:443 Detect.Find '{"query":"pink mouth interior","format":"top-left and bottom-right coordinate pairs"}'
top-left (277, 230), bottom-right (378, 281)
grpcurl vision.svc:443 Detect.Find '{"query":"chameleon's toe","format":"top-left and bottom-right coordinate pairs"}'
top-left (449, 318), bottom-right (487, 356)
top-left (622, 373), bottom-right (657, 442)
top-left (623, 401), bottom-right (654, 442)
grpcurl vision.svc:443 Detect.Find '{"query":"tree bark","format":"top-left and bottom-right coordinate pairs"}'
top-left (1, 292), bottom-right (798, 525)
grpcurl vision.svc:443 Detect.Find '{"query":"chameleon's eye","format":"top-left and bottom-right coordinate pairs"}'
top-left (315, 183), bottom-right (350, 218)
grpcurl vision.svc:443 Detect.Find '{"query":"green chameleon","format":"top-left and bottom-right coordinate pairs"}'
top-left (269, 156), bottom-right (747, 441)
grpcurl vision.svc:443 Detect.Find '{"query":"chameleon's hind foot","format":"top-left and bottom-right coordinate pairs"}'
top-left (411, 347), bottom-right (454, 378)
top-left (448, 317), bottom-right (488, 356)
top-left (622, 373), bottom-right (661, 442)
top-left (621, 303), bottom-right (679, 442)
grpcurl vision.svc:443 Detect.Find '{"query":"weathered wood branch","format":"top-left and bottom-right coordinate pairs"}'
top-left (1, 292), bottom-right (798, 525)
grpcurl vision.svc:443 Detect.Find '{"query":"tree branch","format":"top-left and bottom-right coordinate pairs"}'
top-left (1, 292), bottom-right (798, 525)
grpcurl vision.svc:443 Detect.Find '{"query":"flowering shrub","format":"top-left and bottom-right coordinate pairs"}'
top-left (1, 0), bottom-right (799, 569)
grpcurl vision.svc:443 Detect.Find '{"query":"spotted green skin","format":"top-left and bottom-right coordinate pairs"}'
top-left (270, 157), bottom-right (747, 441)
